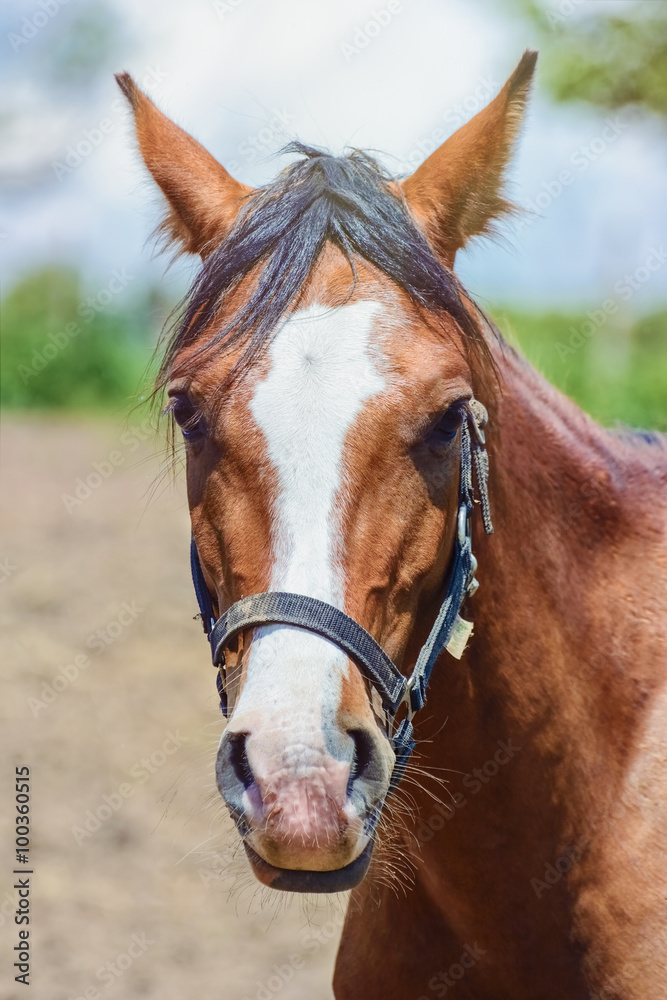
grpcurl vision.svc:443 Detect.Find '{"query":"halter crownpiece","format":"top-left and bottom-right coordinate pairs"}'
top-left (190, 399), bottom-right (493, 793)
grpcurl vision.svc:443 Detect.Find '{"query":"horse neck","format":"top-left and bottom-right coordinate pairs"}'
top-left (417, 340), bottom-right (666, 853)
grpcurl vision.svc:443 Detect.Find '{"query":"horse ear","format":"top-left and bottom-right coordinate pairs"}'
top-left (115, 72), bottom-right (254, 257)
top-left (401, 50), bottom-right (537, 267)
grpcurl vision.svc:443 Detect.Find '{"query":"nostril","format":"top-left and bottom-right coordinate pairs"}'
top-left (348, 729), bottom-right (374, 790)
top-left (229, 734), bottom-right (254, 790)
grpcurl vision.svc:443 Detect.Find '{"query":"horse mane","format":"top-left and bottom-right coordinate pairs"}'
top-left (156, 143), bottom-right (498, 398)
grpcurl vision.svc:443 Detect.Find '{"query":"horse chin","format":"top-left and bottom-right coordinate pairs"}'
top-left (243, 839), bottom-right (375, 893)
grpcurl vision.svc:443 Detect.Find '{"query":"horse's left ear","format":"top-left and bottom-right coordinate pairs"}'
top-left (115, 72), bottom-right (254, 257)
top-left (401, 50), bottom-right (537, 267)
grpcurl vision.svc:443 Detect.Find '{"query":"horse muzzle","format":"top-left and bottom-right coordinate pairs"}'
top-left (215, 723), bottom-right (392, 892)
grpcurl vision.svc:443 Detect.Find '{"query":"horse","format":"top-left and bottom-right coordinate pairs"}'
top-left (116, 50), bottom-right (667, 999)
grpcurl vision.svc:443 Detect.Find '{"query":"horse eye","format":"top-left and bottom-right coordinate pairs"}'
top-left (424, 401), bottom-right (467, 446)
top-left (168, 393), bottom-right (205, 442)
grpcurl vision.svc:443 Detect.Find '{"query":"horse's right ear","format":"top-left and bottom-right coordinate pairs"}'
top-left (115, 72), bottom-right (253, 257)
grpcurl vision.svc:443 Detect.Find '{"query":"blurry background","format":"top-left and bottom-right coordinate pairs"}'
top-left (1, 1), bottom-right (666, 998)
top-left (2, 0), bottom-right (667, 424)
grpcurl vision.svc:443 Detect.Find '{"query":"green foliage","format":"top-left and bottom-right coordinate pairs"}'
top-left (509, 0), bottom-right (667, 117)
top-left (0, 267), bottom-right (159, 411)
top-left (544, 9), bottom-right (667, 117)
top-left (492, 306), bottom-right (667, 432)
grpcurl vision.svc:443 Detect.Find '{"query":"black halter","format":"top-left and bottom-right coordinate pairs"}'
top-left (190, 400), bottom-right (493, 793)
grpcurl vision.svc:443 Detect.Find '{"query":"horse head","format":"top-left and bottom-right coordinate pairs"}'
top-left (117, 51), bottom-right (536, 891)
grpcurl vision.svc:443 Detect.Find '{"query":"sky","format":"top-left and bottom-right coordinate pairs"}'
top-left (1, 0), bottom-right (666, 313)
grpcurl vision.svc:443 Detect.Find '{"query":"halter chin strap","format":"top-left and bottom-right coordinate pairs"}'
top-left (190, 399), bottom-right (493, 793)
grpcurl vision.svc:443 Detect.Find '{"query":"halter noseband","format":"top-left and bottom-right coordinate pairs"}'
top-left (190, 399), bottom-right (493, 793)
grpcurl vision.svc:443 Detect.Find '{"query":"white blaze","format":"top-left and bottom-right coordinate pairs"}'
top-left (235, 301), bottom-right (385, 727)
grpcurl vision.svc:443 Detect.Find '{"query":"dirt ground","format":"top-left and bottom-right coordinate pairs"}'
top-left (1, 416), bottom-right (344, 1000)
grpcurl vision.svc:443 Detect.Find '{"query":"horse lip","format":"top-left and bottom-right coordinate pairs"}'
top-left (243, 839), bottom-right (375, 893)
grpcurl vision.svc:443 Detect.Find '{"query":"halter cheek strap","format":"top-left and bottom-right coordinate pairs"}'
top-left (190, 400), bottom-right (493, 793)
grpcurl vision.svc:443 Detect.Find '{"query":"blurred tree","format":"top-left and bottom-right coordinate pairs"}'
top-left (0, 268), bottom-right (158, 410)
top-left (492, 305), bottom-right (667, 430)
top-left (507, 0), bottom-right (667, 118)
